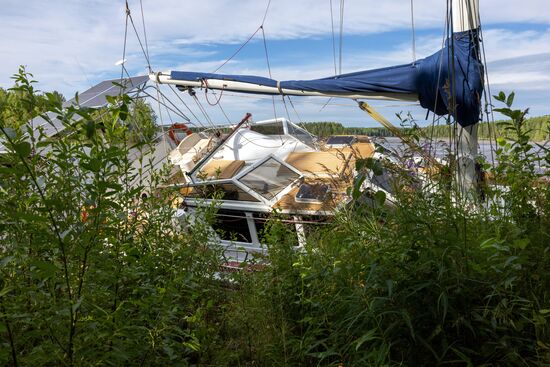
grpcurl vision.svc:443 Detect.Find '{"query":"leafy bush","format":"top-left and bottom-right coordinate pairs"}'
top-left (1, 69), bottom-right (548, 366)
top-left (0, 69), bottom-right (223, 366)
top-left (211, 93), bottom-right (549, 366)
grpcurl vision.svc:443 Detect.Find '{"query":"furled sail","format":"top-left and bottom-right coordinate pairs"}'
top-left (153, 29), bottom-right (483, 127)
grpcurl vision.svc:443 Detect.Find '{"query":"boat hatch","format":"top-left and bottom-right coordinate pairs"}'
top-left (237, 157), bottom-right (301, 200)
top-left (295, 183), bottom-right (331, 204)
top-left (326, 135), bottom-right (357, 147)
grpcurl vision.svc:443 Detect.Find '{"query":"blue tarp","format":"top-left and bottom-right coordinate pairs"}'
top-left (171, 30), bottom-right (484, 127)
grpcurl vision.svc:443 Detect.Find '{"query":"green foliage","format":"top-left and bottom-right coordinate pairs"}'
top-left (303, 116), bottom-right (549, 141)
top-left (424, 114), bottom-right (549, 142)
top-left (0, 68), bottom-right (223, 366)
top-left (127, 98), bottom-right (157, 143)
top-left (200, 92), bottom-right (549, 365)
top-left (1, 69), bottom-right (548, 366)
top-left (0, 66), bottom-right (65, 131)
top-left (301, 121), bottom-right (396, 137)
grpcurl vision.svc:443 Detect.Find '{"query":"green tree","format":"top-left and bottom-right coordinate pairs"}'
top-left (127, 98), bottom-right (157, 143)
top-left (0, 66), bottom-right (64, 130)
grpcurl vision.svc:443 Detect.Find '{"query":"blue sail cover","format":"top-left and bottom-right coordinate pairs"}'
top-left (171, 30), bottom-right (483, 127)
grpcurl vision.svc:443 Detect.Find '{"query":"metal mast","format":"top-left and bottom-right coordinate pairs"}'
top-left (452, 0), bottom-right (481, 198)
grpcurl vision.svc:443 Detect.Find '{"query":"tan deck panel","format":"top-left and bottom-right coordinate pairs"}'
top-left (199, 159), bottom-right (245, 179)
top-left (327, 142), bottom-right (375, 159)
top-left (285, 151), bottom-right (352, 175)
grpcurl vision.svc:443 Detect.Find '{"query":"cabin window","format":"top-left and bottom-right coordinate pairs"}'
top-left (238, 158), bottom-right (300, 200)
top-left (212, 209), bottom-right (252, 243)
top-left (287, 122), bottom-right (314, 147)
top-left (186, 183), bottom-right (260, 202)
top-left (249, 121), bottom-right (285, 136)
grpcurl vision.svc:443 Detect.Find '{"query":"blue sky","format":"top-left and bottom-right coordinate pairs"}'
top-left (1, 0), bottom-right (549, 127)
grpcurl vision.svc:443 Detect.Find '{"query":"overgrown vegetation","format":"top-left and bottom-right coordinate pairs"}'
top-left (0, 68), bottom-right (64, 131)
top-left (1, 70), bottom-right (549, 366)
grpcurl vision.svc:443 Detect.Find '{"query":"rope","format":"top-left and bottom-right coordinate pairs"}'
top-left (202, 79), bottom-right (225, 106)
top-left (287, 96), bottom-right (317, 142)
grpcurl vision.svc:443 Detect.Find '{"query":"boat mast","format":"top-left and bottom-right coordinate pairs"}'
top-left (453, 0), bottom-right (480, 198)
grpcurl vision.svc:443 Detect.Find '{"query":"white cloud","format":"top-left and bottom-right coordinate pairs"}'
top-left (1, 0), bottom-right (550, 124)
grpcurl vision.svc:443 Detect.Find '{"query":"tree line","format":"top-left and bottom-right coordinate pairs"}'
top-left (300, 118), bottom-right (549, 141)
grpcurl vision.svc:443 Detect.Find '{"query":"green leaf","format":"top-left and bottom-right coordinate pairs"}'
top-left (511, 109), bottom-right (522, 121)
top-left (355, 329), bottom-right (377, 351)
top-left (506, 91), bottom-right (515, 107)
top-left (13, 141), bottom-right (31, 157)
top-left (494, 91), bottom-right (506, 102)
top-left (352, 173), bottom-right (366, 200)
top-left (512, 238), bottom-right (529, 250)
top-left (30, 260), bottom-right (58, 278)
top-left (494, 108), bottom-right (513, 118)
top-left (480, 238), bottom-right (498, 250)
top-left (105, 95), bottom-right (116, 104)
top-left (72, 298), bottom-right (82, 313)
top-left (0, 256), bottom-right (15, 267)
top-left (363, 157), bottom-right (384, 176)
top-left (85, 119), bottom-right (95, 138)
top-left (355, 158), bottom-right (368, 171)
top-left (374, 190), bottom-right (386, 206)
top-left (0, 286), bottom-right (13, 298)
top-left (80, 158), bottom-right (101, 172)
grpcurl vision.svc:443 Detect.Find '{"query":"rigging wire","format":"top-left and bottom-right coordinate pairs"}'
top-left (120, 2), bottom-right (130, 84)
top-left (257, 0), bottom-right (284, 140)
top-left (217, 102), bottom-right (233, 124)
top-left (410, 0), bottom-right (417, 64)
top-left (329, 0), bottom-right (338, 76)
top-left (167, 85), bottom-right (204, 125)
top-left (260, 26), bottom-right (279, 122)
top-left (154, 85), bottom-right (169, 153)
top-left (320, 0), bottom-right (344, 112)
top-left (139, 0), bottom-right (151, 70)
top-left (212, 27), bottom-right (263, 73)
top-left (191, 93), bottom-right (217, 129)
top-left (125, 1), bottom-right (152, 72)
top-left (261, 0), bottom-right (272, 25)
top-left (338, 0), bottom-right (345, 75)
top-left (140, 87), bottom-right (193, 124)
